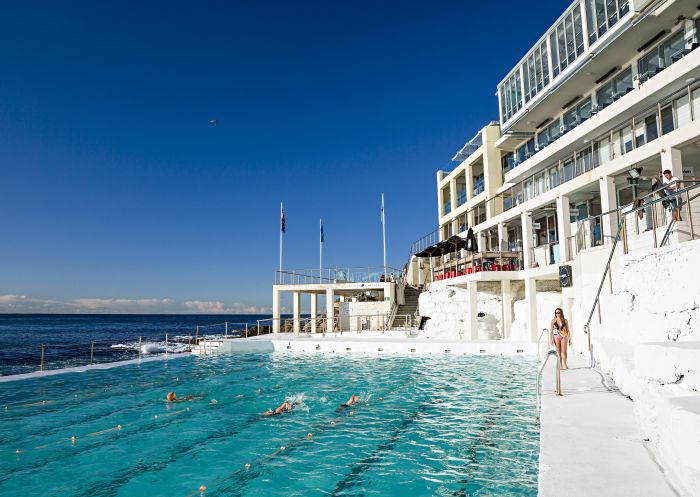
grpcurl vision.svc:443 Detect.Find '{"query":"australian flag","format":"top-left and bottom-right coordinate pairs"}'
top-left (280, 204), bottom-right (286, 233)
top-left (320, 220), bottom-right (324, 243)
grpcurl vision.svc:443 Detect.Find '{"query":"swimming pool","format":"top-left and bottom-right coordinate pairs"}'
top-left (0, 353), bottom-right (539, 496)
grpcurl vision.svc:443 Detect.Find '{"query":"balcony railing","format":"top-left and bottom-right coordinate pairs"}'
top-left (275, 267), bottom-right (403, 285)
top-left (491, 81), bottom-right (700, 214)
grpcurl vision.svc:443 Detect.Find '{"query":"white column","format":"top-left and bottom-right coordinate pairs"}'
top-left (497, 221), bottom-right (507, 250)
top-left (292, 291), bottom-right (301, 333)
top-left (525, 277), bottom-right (538, 342)
top-left (469, 281), bottom-right (478, 340)
top-left (326, 288), bottom-right (334, 332)
top-left (661, 147), bottom-right (684, 180)
top-left (556, 195), bottom-right (572, 262)
top-left (501, 280), bottom-right (512, 339)
top-left (272, 286), bottom-right (281, 334)
top-left (599, 175), bottom-right (617, 244)
top-left (521, 211), bottom-right (534, 269)
top-left (310, 293), bottom-right (317, 333)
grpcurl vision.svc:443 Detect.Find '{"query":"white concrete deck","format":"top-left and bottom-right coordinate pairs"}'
top-left (539, 350), bottom-right (678, 497)
top-left (219, 331), bottom-right (537, 356)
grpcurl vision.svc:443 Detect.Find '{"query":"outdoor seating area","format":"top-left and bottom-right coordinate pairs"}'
top-left (433, 250), bottom-right (520, 281)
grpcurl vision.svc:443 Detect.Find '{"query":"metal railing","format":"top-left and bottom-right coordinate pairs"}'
top-left (581, 181), bottom-right (700, 355)
top-left (275, 266), bottom-right (402, 285)
top-left (537, 350), bottom-right (562, 411)
top-left (256, 313), bottom-right (416, 335)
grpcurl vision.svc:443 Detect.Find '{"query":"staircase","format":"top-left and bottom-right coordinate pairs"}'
top-left (390, 285), bottom-right (422, 329)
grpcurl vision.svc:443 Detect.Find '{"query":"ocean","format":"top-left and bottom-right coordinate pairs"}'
top-left (0, 314), bottom-right (278, 376)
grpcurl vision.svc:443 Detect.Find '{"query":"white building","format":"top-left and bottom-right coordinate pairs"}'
top-left (410, 0), bottom-right (700, 343)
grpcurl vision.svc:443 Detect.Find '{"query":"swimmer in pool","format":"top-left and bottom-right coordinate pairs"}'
top-left (339, 394), bottom-right (359, 408)
top-left (166, 391), bottom-right (204, 403)
top-left (263, 399), bottom-right (299, 416)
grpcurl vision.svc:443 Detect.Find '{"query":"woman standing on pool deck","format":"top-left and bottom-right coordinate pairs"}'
top-left (549, 308), bottom-right (571, 370)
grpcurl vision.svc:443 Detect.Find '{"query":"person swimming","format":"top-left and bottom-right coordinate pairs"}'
top-left (165, 391), bottom-right (204, 403)
top-left (341, 394), bottom-right (359, 407)
top-left (263, 399), bottom-right (299, 417)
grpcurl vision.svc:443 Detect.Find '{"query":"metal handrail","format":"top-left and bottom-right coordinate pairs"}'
top-left (582, 182), bottom-right (700, 358)
top-left (537, 349), bottom-right (562, 411)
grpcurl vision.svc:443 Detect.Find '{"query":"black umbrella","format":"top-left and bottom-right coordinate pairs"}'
top-left (465, 227), bottom-right (479, 252)
top-left (414, 244), bottom-right (444, 258)
top-left (441, 235), bottom-right (468, 253)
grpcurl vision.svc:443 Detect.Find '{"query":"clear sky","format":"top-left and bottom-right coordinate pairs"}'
top-left (0, 0), bottom-right (571, 314)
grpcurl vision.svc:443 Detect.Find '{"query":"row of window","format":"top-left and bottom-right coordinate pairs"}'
top-left (499, 1), bottom-right (632, 125)
top-left (501, 85), bottom-right (697, 211)
top-left (585, 0), bottom-right (629, 45)
top-left (638, 29), bottom-right (686, 82)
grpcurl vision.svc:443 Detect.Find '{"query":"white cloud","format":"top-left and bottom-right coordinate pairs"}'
top-left (0, 294), bottom-right (268, 314)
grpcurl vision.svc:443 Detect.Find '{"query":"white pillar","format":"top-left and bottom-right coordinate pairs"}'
top-left (272, 286), bottom-right (281, 334)
top-left (310, 293), bottom-right (317, 333)
top-left (501, 280), bottom-right (512, 339)
top-left (599, 175), bottom-right (617, 244)
top-left (292, 291), bottom-right (301, 333)
top-left (521, 211), bottom-right (534, 269)
top-left (557, 195), bottom-right (572, 262)
top-left (497, 221), bottom-right (507, 251)
top-left (326, 288), bottom-right (334, 332)
top-left (661, 147), bottom-right (684, 180)
top-left (525, 277), bottom-right (538, 342)
top-left (468, 281), bottom-right (478, 340)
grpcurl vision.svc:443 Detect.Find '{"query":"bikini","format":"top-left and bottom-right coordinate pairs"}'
top-left (553, 321), bottom-right (568, 340)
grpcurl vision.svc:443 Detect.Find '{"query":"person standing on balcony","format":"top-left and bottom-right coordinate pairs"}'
top-left (662, 169), bottom-right (681, 222)
top-left (549, 308), bottom-right (571, 370)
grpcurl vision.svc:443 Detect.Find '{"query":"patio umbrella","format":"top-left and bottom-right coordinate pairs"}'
top-left (414, 244), bottom-right (444, 258)
top-left (465, 228), bottom-right (479, 252)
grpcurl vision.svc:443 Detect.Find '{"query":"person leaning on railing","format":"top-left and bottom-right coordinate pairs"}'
top-left (662, 170), bottom-right (682, 222)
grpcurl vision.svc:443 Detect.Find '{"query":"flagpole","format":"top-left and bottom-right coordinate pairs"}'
top-left (319, 218), bottom-right (323, 282)
top-left (279, 202), bottom-right (283, 274)
top-left (382, 193), bottom-right (387, 279)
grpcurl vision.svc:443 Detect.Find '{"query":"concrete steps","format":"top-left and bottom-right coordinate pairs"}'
top-left (390, 285), bottom-right (422, 329)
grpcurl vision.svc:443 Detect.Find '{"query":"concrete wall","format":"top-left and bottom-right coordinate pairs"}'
top-left (338, 301), bottom-right (389, 331)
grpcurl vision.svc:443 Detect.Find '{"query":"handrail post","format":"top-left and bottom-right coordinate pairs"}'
top-left (138, 336), bottom-right (142, 360)
top-left (555, 361), bottom-right (562, 396)
top-left (245, 323), bottom-right (248, 338)
top-left (686, 189), bottom-right (695, 240)
top-left (195, 326), bottom-right (199, 344)
top-left (90, 340), bottom-right (94, 364)
top-left (225, 321), bottom-right (228, 337)
top-left (40, 344), bottom-right (45, 371)
top-left (165, 333), bottom-right (169, 359)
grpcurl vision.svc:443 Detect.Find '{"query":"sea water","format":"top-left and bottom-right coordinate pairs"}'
top-left (0, 353), bottom-right (539, 496)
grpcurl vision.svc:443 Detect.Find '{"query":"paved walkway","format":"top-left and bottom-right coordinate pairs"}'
top-left (539, 351), bottom-right (678, 497)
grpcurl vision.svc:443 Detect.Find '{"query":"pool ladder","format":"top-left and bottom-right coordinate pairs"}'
top-left (536, 339), bottom-right (562, 411)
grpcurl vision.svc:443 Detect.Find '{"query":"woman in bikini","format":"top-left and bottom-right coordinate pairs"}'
top-left (549, 308), bottom-right (571, 370)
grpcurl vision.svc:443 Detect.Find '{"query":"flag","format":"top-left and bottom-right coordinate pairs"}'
top-left (280, 204), bottom-right (286, 233)
top-left (320, 219), bottom-right (324, 243)
top-left (381, 193), bottom-right (385, 224)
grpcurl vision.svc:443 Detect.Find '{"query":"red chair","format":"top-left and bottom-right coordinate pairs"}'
top-left (474, 265), bottom-right (482, 273)
top-left (492, 264), bottom-right (501, 271)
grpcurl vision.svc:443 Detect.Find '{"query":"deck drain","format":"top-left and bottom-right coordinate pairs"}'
top-left (315, 345), bottom-right (321, 350)
top-left (516, 348), bottom-right (524, 353)
top-left (479, 349), bottom-right (486, 353)
top-left (286, 345), bottom-right (292, 349)
top-left (377, 348), bottom-right (384, 352)
top-left (410, 348), bottom-right (416, 353)
top-left (444, 349), bottom-right (451, 354)
top-left (346, 347), bottom-right (351, 351)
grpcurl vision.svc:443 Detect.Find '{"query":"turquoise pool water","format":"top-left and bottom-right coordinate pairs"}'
top-left (0, 353), bottom-right (539, 496)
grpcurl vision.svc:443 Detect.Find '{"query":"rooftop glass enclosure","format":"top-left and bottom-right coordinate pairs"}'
top-left (498, 0), bottom-right (631, 128)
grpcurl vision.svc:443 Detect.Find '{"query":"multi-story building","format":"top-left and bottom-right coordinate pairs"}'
top-left (410, 0), bottom-right (700, 340)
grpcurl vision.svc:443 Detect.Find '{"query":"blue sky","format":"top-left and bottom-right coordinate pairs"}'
top-left (0, 0), bottom-right (571, 313)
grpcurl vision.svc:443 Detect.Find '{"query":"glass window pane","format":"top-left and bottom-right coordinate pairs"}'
top-left (579, 98), bottom-right (592, 121)
top-left (534, 51), bottom-right (543, 90)
top-left (573, 6), bottom-right (584, 55)
top-left (660, 105), bottom-right (674, 135)
top-left (606, 0), bottom-right (618, 27)
top-left (597, 82), bottom-right (614, 108)
top-left (662, 31), bottom-right (685, 67)
top-left (692, 88), bottom-right (700, 122)
top-left (565, 15), bottom-right (576, 63)
top-left (523, 64), bottom-right (531, 102)
top-left (515, 72), bottom-right (522, 110)
top-left (612, 130), bottom-right (622, 157)
top-left (621, 125), bottom-right (633, 153)
top-left (676, 94), bottom-right (691, 128)
top-left (634, 119), bottom-right (646, 147)
top-left (597, 136), bottom-right (611, 164)
top-left (595, 0), bottom-right (607, 36)
top-left (586, 0), bottom-right (597, 42)
top-left (645, 114), bottom-right (659, 142)
top-left (541, 43), bottom-right (550, 85)
top-left (550, 33), bottom-right (560, 76)
top-left (557, 24), bottom-right (567, 70)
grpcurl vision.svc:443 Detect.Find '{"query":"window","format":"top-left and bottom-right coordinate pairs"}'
top-left (576, 147), bottom-right (593, 175)
top-left (549, 165), bottom-right (561, 189)
top-left (563, 97), bottom-right (592, 131)
top-left (522, 42), bottom-right (550, 102)
top-left (503, 153), bottom-right (516, 174)
top-left (563, 158), bottom-right (574, 182)
top-left (638, 30), bottom-right (686, 82)
top-left (596, 66), bottom-right (632, 109)
top-left (660, 104), bottom-right (674, 135)
top-left (499, 71), bottom-right (523, 123)
top-left (474, 204), bottom-right (486, 225)
top-left (537, 118), bottom-right (562, 149)
top-left (473, 174), bottom-right (485, 196)
top-left (516, 139), bottom-right (535, 164)
top-left (675, 94), bottom-right (691, 128)
top-left (586, 0), bottom-right (630, 43)
top-left (549, 5), bottom-right (585, 76)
